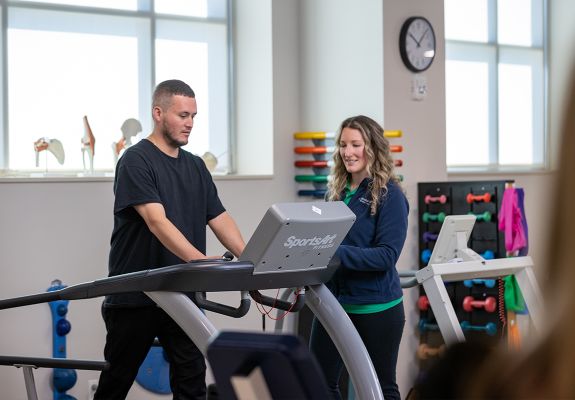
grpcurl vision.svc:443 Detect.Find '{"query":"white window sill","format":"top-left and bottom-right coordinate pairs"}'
top-left (447, 165), bottom-right (554, 177)
top-left (0, 170), bottom-right (274, 183)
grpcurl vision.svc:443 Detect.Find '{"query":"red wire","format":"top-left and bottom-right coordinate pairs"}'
top-left (253, 288), bottom-right (302, 321)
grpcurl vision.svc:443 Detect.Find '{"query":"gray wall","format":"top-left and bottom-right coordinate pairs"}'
top-left (0, 0), bottom-right (573, 398)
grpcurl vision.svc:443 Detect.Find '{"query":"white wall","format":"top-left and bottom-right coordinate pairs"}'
top-left (381, 0), bottom-right (447, 392)
top-left (0, 181), bottom-right (114, 399)
top-left (298, 0), bottom-right (384, 128)
top-left (0, 0), bottom-right (573, 399)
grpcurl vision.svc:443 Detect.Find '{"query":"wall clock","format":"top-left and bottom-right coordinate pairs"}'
top-left (399, 16), bottom-right (436, 73)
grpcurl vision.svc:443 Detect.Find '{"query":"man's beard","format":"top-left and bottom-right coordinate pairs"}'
top-left (161, 122), bottom-right (188, 148)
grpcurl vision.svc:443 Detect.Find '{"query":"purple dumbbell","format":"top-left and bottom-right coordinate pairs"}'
top-left (422, 231), bottom-right (439, 243)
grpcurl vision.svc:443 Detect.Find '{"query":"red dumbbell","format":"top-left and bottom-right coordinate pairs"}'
top-left (424, 194), bottom-right (447, 204)
top-left (466, 192), bottom-right (492, 203)
top-left (462, 296), bottom-right (497, 313)
top-left (417, 295), bottom-right (430, 311)
top-left (417, 343), bottom-right (446, 360)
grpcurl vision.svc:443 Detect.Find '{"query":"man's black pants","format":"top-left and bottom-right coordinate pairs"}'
top-left (94, 306), bottom-right (206, 400)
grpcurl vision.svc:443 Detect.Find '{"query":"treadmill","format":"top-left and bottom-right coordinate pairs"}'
top-left (0, 201), bottom-right (384, 400)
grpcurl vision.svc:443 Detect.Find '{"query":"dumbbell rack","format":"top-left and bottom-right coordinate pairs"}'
top-left (293, 130), bottom-right (404, 199)
top-left (416, 180), bottom-right (509, 367)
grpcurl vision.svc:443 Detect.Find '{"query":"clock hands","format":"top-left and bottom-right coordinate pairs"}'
top-left (409, 32), bottom-right (421, 47)
top-left (409, 28), bottom-right (429, 48)
top-left (417, 28), bottom-right (429, 47)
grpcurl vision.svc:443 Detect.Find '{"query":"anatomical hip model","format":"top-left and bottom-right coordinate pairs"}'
top-left (34, 137), bottom-right (65, 168)
top-left (81, 115), bottom-right (96, 173)
top-left (112, 118), bottom-right (142, 163)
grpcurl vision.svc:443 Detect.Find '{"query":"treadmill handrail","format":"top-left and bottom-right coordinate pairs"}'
top-left (0, 258), bottom-right (340, 311)
top-left (193, 291), bottom-right (251, 318)
top-left (0, 355), bottom-right (109, 371)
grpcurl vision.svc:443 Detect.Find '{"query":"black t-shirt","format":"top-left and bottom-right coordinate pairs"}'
top-left (105, 139), bottom-right (225, 307)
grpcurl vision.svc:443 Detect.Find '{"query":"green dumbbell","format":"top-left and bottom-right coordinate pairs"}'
top-left (468, 211), bottom-right (491, 222)
top-left (422, 211), bottom-right (446, 223)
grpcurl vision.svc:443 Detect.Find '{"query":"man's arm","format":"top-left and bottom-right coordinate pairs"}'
top-left (208, 211), bottom-right (246, 257)
top-left (134, 202), bottom-right (206, 262)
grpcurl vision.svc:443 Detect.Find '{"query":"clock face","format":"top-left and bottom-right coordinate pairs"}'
top-left (400, 17), bottom-right (436, 73)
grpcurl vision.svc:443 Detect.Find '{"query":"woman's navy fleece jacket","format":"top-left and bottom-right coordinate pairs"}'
top-left (328, 178), bottom-right (409, 305)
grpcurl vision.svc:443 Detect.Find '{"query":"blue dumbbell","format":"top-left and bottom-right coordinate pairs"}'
top-left (463, 278), bottom-right (496, 288)
top-left (481, 250), bottom-right (495, 259)
top-left (421, 249), bottom-right (432, 264)
top-left (460, 320), bottom-right (498, 336)
top-left (419, 318), bottom-right (440, 333)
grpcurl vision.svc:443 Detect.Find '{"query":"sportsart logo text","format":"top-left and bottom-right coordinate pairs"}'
top-left (283, 234), bottom-right (337, 250)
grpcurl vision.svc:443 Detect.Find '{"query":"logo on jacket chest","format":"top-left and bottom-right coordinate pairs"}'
top-left (359, 197), bottom-right (372, 206)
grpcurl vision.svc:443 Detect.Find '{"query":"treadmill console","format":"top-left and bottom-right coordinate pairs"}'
top-left (239, 201), bottom-right (355, 274)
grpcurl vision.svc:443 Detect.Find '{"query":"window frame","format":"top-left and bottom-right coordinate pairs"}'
top-left (0, 0), bottom-right (234, 176)
top-left (445, 0), bottom-right (548, 173)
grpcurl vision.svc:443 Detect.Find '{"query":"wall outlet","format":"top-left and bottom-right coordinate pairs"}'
top-left (411, 74), bottom-right (428, 101)
top-left (88, 379), bottom-right (99, 400)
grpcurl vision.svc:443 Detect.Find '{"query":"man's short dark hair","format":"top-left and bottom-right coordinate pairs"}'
top-left (153, 79), bottom-right (195, 110)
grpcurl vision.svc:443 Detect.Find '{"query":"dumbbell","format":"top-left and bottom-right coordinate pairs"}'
top-left (460, 321), bottom-right (498, 336)
top-left (463, 278), bottom-right (496, 288)
top-left (462, 296), bottom-right (497, 313)
top-left (417, 295), bottom-right (430, 311)
top-left (468, 211), bottom-right (492, 222)
top-left (417, 343), bottom-right (446, 360)
top-left (424, 194), bottom-right (447, 204)
top-left (422, 231), bottom-right (438, 243)
top-left (419, 318), bottom-right (440, 333)
top-left (466, 192), bottom-right (492, 203)
top-left (481, 250), bottom-right (495, 260)
top-left (423, 211), bottom-right (446, 223)
top-left (421, 249), bottom-right (432, 264)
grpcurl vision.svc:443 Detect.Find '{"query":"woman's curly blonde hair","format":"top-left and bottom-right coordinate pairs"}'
top-left (326, 115), bottom-right (401, 215)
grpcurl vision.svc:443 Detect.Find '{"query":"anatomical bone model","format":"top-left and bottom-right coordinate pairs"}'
top-left (201, 151), bottom-right (218, 172)
top-left (112, 118), bottom-right (142, 163)
top-left (34, 137), bottom-right (65, 167)
top-left (81, 115), bottom-right (96, 173)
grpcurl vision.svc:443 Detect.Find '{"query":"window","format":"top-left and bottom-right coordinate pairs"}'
top-left (445, 0), bottom-right (546, 171)
top-left (0, 0), bottom-right (231, 175)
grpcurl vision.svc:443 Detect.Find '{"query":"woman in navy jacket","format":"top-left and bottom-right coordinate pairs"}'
top-left (309, 115), bottom-right (409, 400)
